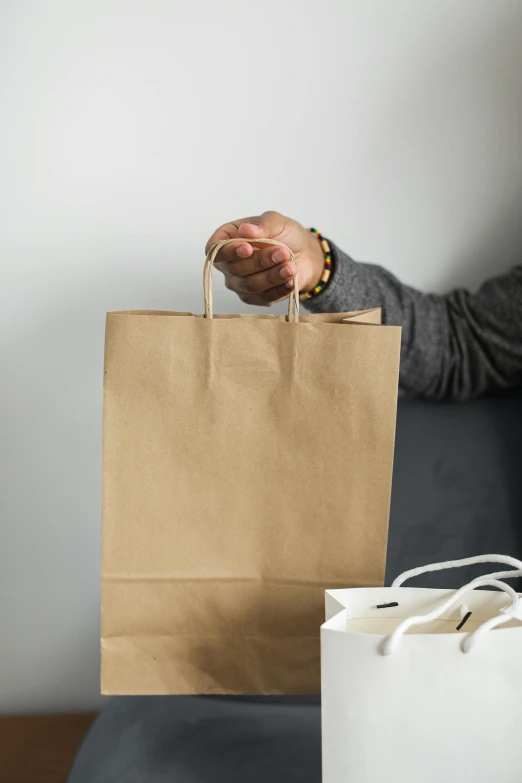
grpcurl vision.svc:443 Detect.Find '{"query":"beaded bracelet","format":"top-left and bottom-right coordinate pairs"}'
top-left (299, 227), bottom-right (333, 301)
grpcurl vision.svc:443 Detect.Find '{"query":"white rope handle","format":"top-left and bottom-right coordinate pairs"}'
top-left (381, 577), bottom-right (519, 656)
top-left (203, 238), bottom-right (300, 322)
top-left (392, 554), bottom-right (522, 587)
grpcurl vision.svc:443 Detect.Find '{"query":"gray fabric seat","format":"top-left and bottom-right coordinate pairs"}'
top-left (69, 392), bottom-right (522, 782)
top-left (70, 696), bottom-right (321, 782)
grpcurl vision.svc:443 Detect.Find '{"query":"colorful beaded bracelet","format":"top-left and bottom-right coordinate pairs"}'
top-left (299, 227), bottom-right (333, 301)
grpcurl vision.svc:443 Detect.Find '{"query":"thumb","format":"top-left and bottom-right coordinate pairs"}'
top-left (238, 211), bottom-right (288, 240)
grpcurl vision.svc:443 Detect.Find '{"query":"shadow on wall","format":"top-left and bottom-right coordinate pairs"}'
top-left (453, 184), bottom-right (522, 292)
top-left (346, 5), bottom-right (522, 293)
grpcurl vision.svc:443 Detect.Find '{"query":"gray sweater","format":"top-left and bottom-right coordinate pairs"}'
top-left (304, 242), bottom-right (522, 401)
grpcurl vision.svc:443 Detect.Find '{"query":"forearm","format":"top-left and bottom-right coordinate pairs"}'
top-left (304, 242), bottom-right (522, 401)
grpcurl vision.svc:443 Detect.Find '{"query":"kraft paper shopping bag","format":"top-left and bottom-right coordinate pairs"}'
top-left (101, 237), bottom-right (402, 694)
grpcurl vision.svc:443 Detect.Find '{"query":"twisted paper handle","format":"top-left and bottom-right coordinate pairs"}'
top-left (204, 238), bottom-right (300, 322)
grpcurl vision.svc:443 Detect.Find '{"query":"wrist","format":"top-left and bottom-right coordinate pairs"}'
top-left (302, 231), bottom-right (326, 293)
top-left (299, 228), bottom-right (334, 301)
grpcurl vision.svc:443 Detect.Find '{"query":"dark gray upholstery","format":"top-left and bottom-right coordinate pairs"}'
top-left (69, 392), bottom-right (522, 782)
top-left (387, 392), bottom-right (522, 589)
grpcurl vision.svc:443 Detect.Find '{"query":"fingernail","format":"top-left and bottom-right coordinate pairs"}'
top-left (279, 264), bottom-right (293, 279)
top-left (236, 245), bottom-right (250, 258)
top-left (239, 222), bottom-right (261, 234)
top-left (285, 280), bottom-right (295, 289)
top-left (272, 249), bottom-right (286, 263)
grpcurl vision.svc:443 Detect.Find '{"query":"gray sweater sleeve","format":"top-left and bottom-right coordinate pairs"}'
top-left (304, 242), bottom-right (522, 401)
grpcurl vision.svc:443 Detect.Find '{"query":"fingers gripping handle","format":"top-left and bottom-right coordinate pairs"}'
top-left (204, 238), bottom-right (300, 322)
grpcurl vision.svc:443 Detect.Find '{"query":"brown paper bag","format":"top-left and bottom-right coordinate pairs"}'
top-left (101, 238), bottom-right (401, 695)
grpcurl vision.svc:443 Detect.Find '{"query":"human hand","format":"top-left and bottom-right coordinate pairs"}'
top-left (205, 211), bottom-right (325, 306)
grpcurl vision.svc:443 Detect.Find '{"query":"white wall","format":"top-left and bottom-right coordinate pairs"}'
top-left (1, 0), bottom-right (522, 714)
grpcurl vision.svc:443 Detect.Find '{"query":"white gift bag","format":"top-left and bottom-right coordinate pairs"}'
top-left (321, 555), bottom-right (522, 783)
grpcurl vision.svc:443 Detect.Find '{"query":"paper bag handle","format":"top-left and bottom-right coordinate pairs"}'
top-left (381, 576), bottom-right (520, 656)
top-left (392, 554), bottom-right (522, 587)
top-left (204, 238), bottom-right (300, 322)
